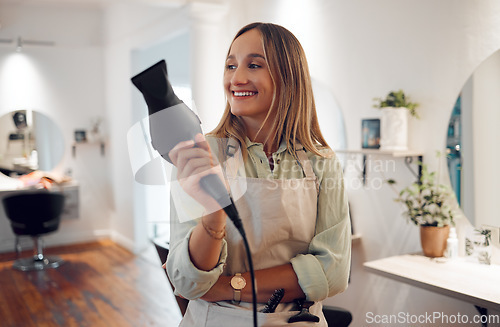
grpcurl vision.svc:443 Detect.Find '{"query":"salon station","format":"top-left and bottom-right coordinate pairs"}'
top-left (1, 1), bottom-right (499, 326)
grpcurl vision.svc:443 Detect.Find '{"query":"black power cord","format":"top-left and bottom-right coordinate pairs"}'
top-left (221, 198), bottom-right (257, 327)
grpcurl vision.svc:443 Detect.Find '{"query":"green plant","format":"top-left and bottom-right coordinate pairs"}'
top-left (477, 228), bottom-right (492, 246)
top-left (388, 163), bottom-right (455, 227)
top-left (373, 89), bottom-right (419, 118)
top-left (465, 228), bottom-right (492, 264)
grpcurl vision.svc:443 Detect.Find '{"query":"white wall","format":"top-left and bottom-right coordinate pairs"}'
top-left (103, 1), bottom-right (207, 252)
top-left (103, 1), bottom-right (230, 252)
top-left (0, 3), bottom-right (111, 251)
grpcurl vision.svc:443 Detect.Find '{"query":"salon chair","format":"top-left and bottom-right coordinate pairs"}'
top-left (2, 191), bottom-right (65, 271)
top-left (323, 305), bottom-right (352, 326)
top-left (152, 237), bottom-right (189, 315)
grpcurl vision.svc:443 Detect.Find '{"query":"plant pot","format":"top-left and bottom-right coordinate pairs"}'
top-left (380, 107), bottom-right (409, 151)
top-left (420, 225), bottom-right (450, 258)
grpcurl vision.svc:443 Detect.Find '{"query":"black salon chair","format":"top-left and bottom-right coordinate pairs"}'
top-left (2, 191), bottom-right (65, 271)
top-left (323, 305), bottom-right (352, 326)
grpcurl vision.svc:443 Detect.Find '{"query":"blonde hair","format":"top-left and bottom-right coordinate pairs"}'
top-left (209, 22), bottom-right (331, 159)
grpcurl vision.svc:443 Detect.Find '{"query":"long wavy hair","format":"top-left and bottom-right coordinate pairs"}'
top-left (209, 22), bottom-right (331, 159)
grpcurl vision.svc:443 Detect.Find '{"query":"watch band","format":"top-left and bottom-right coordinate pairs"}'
top-left (233, 288), bottom-right (242, 303)
top-left (230, 273), bottom-right (246, 304)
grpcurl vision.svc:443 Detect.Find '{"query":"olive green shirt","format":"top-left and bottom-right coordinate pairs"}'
top-left (166, 136), bottom-right (351, 302)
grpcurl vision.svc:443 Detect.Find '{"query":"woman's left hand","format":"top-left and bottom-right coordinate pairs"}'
top-left (201, 264), bottom-right (305, 304)
top-left (162, 262), bottom-right (230, 301)
top-left (199, 275), bottom-right (232, 302)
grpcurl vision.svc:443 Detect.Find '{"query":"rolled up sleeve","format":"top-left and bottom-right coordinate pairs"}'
top-left (290, 153), bottom-right (351, 301)
top-left (166, 223), bottom-right (227, 300)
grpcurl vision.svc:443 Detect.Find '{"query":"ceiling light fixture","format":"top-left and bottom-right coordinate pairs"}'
top-left (0, 36), bottom-right (55, 52)
top-left (0, 38), bottom-right (12, 45)
top-left (16, 37), bottom-right (23, 52)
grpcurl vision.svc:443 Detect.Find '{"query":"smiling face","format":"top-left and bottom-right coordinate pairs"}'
top-left (214, 23), bottom-right (328, 159)
top-left (224, 28), bottom-right (275, 130)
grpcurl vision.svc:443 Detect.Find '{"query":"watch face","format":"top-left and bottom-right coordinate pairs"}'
top-left (231, 276), bottom-right (246, 290)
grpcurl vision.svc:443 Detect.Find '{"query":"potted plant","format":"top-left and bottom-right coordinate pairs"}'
top-left (373, 90), bottom-right (419, 151)
top-left (388, 162), bottom-right (455, 257)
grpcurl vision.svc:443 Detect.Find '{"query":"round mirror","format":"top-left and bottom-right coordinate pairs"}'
top-left (446, 49), bottom-right (500, 229)
top-left (0, 110), bottom-right (64, 176)
top-left (312, 79), bottom-right (347, 151)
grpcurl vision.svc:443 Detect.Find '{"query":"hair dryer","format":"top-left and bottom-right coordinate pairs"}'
top-left (131, 60), bottom-right (257, 327)
top-left (130, 60), bottom-right (242, 230)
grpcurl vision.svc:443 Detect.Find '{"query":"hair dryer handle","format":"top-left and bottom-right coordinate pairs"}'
top-left (199, 174), bottom-right (231, 210)
top-left (199, 174), bottom-right (244, 232)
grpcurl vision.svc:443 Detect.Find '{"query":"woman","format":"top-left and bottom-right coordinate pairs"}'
top-left (166, 22), bottom-right (351, 326)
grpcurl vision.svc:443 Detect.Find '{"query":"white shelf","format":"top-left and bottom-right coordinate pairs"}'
top-left (72, 141), bottom-right (105, 157)
top-left (336, 149), bottom-right (424, 184)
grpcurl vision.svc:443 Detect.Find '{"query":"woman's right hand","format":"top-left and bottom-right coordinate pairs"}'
top-left (168, 133), bottom-right (227, 214)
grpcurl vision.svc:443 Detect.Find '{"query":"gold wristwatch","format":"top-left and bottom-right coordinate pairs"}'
top-left (230, 273), bottom-right (246, 304)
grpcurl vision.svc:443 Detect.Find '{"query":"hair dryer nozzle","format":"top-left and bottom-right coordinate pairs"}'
top-left (130, 59), bottom-right (238, 230)
top-left (131, 60), bottom-right (201, 162)
top-left (131, 60), bottom-right (182, 115)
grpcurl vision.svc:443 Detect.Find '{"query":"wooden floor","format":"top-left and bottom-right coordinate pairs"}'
top-left (0, 240), bottom-right (182, 327)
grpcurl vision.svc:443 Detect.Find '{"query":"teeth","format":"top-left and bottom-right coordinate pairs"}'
top-left (234, 91), bottom-right (256, 97)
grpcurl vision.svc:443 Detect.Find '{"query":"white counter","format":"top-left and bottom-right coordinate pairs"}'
top-left (364, 254), bottom-right (500, 311)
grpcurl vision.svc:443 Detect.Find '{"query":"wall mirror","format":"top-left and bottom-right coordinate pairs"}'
top-left (0, 110), bottom-right (64, 176)
top-left (312, 78), bottom-right (347, 151)
top-left (446, 49), bottom-right (500, 229)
